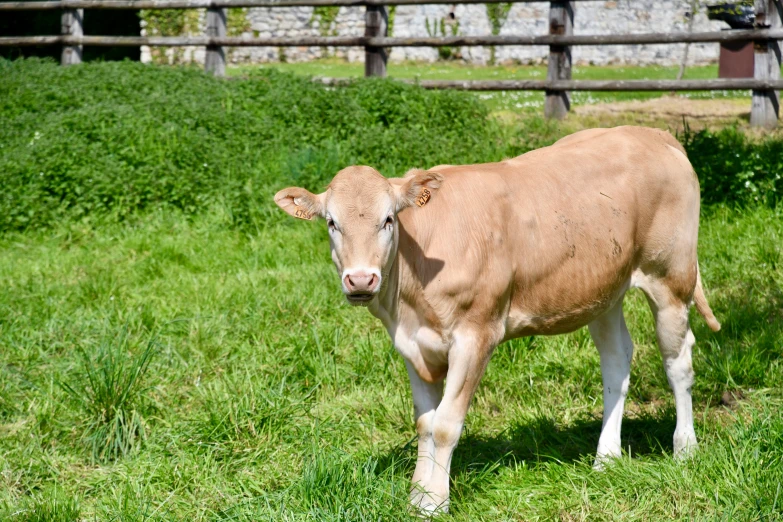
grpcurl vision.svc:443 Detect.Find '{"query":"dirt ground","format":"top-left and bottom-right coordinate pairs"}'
top-left (571, 96), bottom-right (752, 133)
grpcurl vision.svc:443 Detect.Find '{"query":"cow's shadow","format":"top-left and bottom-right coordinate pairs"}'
top-left (376, 411), bottom-right (676, 483)
top-left (453, 413), bottom-right (675, 468)
top-left (397, 223), bottom-right (445, 288)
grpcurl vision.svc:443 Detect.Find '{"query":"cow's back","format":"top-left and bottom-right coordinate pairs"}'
top-left (398, 126), bottom-right (700, 338)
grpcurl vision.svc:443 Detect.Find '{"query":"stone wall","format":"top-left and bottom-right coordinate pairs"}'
top-left (142, 2), bottom-right (728, 66)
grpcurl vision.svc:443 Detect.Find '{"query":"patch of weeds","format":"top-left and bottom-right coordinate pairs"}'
top-left (311, 6), bottom-right (340, 37)
top-left (140, 9), bottom-right (202, 64)
top-left (425, 16), bottom-right (461, 61)
top-left (227, 7), bottom-right (250, 37)
top-left (486, 3), bottom-right (513, 64)
top-left (4, 489), bottom-right (80, 522)
top-left (61, 327), bottom-right (158, 462)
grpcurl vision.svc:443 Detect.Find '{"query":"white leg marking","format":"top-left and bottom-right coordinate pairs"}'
top-left (405, 361), bottom-right (442, 499)
top-left (656, 306), bottom-right (698, 456)
top-left (588, 300), bottom-right (634, 469)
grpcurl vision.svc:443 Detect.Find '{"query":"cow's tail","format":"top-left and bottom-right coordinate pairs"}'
top-left (694, 265), bottom-right (721, 332)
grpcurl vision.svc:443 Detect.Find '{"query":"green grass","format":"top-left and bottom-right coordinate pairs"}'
top-left (0, 58), bottom-right (782, 520)
top-left (0, 205), bottom-right (780, 520)
top-left (232, 60), bottom-right (756, 111)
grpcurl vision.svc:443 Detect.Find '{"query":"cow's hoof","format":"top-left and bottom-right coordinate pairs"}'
top-left (410, 489), bottom-right (449, 518)
top-left (673, 432), bottom-right (698, 460)
top-left (592, 450), bottom-right (621, 471)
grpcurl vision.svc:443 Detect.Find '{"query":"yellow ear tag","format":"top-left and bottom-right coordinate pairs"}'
top-left (416, 188), bottom-right (431, 208)
top-left (294, 207), bottom-right (313, 220)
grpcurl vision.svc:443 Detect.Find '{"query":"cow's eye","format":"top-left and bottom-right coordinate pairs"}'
top-left (327, 218), bottom-right (336, 232)
top-left (383, 216), bottom-right (394, 231)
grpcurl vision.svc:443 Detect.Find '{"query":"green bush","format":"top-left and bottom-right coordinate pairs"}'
top-left (0, 58), bottom-right (781, 235)
top-left (0, 58), bottom-right (519, 232)
top-left (682, 126), bottom-right (783, 206)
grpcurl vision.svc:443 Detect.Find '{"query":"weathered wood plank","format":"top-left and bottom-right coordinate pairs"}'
top-left (205, 7), bottom-right (227, 76)
top-left (364, 5), bottom-right (387, 77)
top-left (0, 0), bottom-right (598, 11)
top-left (751, 0), bottom-right (781, 128)
top-left (335, 78), bottom-right (783, 90)
top-left (4, 30), bottom-right (783, 47)
top-left (61, 8), bottom-right (83, 65)
top-left (545, 1), bottom-right (573, 119)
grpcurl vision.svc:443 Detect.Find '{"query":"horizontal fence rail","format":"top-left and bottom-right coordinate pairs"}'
top-left (407, 79), bottom-right (783, 91)
top-left (1, 0), bottom-right (780, 126)
top-left (316, 77), bottom-right (783, 91)
top-left (5, 29), bottom-right (783, 47)
top-left (0, 0), bottom-right (595, 9)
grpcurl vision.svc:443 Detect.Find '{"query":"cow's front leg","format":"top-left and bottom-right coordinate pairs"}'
top-left (405, 361), bottom-right (443, 506)
top-left (412, 333), bottom-right (492, 515)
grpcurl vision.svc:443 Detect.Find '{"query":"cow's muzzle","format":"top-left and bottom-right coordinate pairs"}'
top-left (343, 269), bottom-right (380, 304)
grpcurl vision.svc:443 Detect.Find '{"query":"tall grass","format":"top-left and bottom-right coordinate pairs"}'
top-left (61, 327), bottom-right (157, 462)
top-left (12, 490), bottom-right (80, 522)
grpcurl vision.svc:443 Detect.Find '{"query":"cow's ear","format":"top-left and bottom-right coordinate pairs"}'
top-left (274, 187), bottom-right (325, 221)
top-left (393, 169), bottom-right (443, 211)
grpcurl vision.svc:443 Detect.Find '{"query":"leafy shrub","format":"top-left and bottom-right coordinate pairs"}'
top-left (1, 58), bottom-right (781, 234)
top-left (682, 126), bottom-right (783, 206)
top-left (0, 58), bottom-right (518, 232)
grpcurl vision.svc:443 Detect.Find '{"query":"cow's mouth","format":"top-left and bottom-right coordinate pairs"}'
top-left (346, 293), bottom-right (375, 305)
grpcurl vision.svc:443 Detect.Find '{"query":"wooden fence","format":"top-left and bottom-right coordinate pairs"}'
top-left (1, 0), bottom-right (781, 126)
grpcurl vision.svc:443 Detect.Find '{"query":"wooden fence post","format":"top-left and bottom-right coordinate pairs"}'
top-left (751, 0), bottom-right (781, 127)
top-left (205, 7), bottom-right (227, 76)
top-left (365, 5), bottom-right (387, 77)
top-left (61, 8), bottom-right (83, 65)
top-left (545, 1), bottom-right (573, 119)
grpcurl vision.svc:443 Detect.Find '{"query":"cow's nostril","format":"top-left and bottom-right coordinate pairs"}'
top-left (344, 271), bottom-right (379, 294)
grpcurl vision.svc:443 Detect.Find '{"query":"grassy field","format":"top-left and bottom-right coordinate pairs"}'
top-left (231, 60), bottom-right (754, 111)
top-left (1, 58), bottom-right (782, 520)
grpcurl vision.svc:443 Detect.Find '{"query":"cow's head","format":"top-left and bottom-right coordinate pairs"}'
top-left (274, 166), bottom-right (442, 305)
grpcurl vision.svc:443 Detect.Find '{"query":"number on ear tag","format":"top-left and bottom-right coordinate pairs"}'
top-left (294, 207), bottom-right (313, 220)
top-left (416, 188), bottom-right (431, 208)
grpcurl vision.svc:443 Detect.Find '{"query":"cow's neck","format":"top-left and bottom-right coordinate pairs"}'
top-left (369, 249), bottom-right (403, 327)
top-left (369, 239), bottom-right (450, 383)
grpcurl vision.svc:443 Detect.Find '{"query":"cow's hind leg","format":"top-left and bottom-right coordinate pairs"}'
top-left (639, 277), bottom-right (698, 456)
top-left (589, 298), bottom-right (634, 469)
